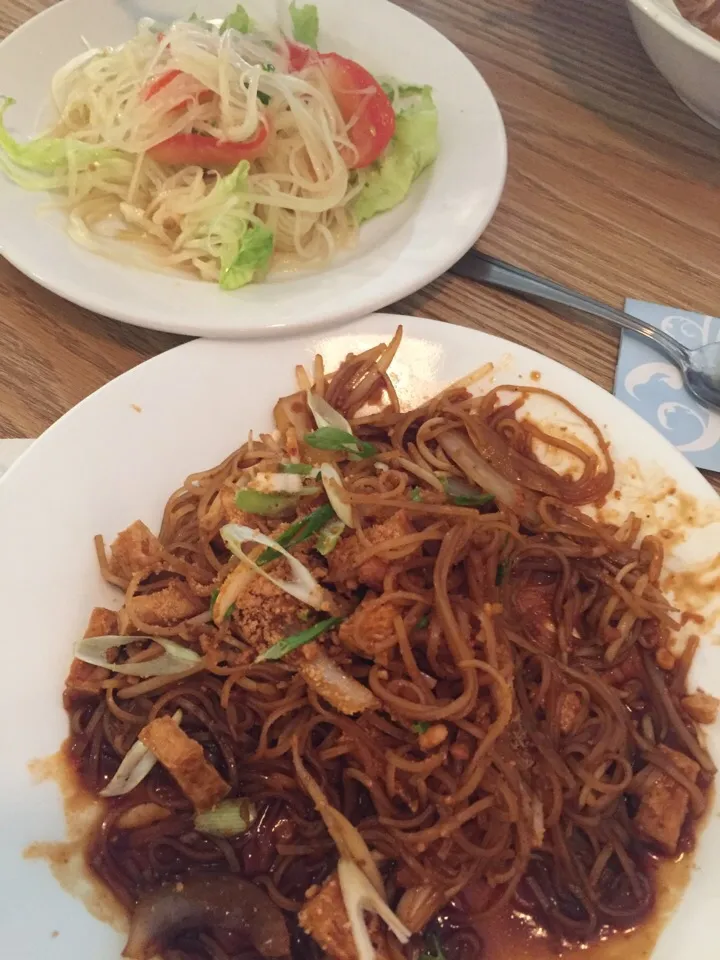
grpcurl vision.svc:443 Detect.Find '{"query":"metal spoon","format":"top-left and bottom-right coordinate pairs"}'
top-left (450, 251), bottom-right (720, 413)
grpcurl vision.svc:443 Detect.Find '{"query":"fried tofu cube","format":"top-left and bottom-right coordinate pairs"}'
top-left (556, 691), bottom-right (582, 735)
top-left (329, 510), bottom-right (417, 589)
top-left (299, 873), bottom-right (392, 960)
top-left (108, 520), bottom-right (163, 581)
top-left (131, 580), bottom-right (205, 626)
top-left (138, 716), bottom-right (229, 812)
top-left (338, 596), bottom-right (398, 658)
top-left (634, 745), bottom-right (699, 854)
top-left (681, 691), bottom-right (720, 725)
top-left (64, 607), bottom-right (117, 701)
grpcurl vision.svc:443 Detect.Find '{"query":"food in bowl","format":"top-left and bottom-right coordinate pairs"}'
top-left (61, 326), bottom-right (718, 960)
top-left (675, 0), bottom-right (720, 38)
top-left (0, 3), bottom-right (438, 290)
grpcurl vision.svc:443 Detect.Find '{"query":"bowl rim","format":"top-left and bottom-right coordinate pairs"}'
top-left (627, 0), bottom-right (720, 62)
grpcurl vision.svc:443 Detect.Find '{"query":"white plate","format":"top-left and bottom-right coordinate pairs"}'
top-left (1, 315), bottom-right (719, 958)
top-left (0, 0), bottom-right (506, 339)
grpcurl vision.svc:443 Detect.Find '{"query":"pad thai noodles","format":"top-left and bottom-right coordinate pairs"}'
top-left (63, 327), bottom-right (718, 960)
top-left (0, 4), bottom-right (438, 288)
top-left (675, 0), bottom-right (720, 39)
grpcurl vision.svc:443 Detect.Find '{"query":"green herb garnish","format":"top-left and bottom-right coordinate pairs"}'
top-left (257, 503), bottom-right (335, 565)
top-left (416, 614), bottom-right (429, 630)
top-left (442, 477), bottom-right (494, 508)
top-left (412, 721), bottom-right (430, 734)
top-left (255, 616), bottom-right (343, 662)
top-left (234, 488), bottom-right (296, 516)
top-left (279, 462), bottom-right (314, 475)
top-left (316, 518), bottom-right (345, 557)
top-left (410, 486), bottom-right (423, 502)
top-left (220, 4), bottom-right (252, 33)
top-left (304, 427), bottom-right (377, 460)
top-left (224, 602), bottom-right (236, 621)
top-left (209, 588), bottom-right (219, 612)
top-left (289, 1), bottom-right (319, 48)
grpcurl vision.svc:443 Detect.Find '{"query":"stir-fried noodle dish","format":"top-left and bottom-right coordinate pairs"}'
top-left (0, 4), bottom-right (438, 289)
top-left (64, 327), bottom-right (719, 960)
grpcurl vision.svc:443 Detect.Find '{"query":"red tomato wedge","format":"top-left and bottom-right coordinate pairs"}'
top-left (286, 43), bottom-right (395, 168)
top-left (147, 120), bottom-right (270, 167)
top-left (143, 69), bottom-right (214, 109)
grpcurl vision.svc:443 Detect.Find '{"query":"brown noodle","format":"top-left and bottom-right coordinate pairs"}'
top-left (63, 329), bottom-right (716, 960)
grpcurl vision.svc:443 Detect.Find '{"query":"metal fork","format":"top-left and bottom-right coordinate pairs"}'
top-left (450, 251), bottom-right (720, 413)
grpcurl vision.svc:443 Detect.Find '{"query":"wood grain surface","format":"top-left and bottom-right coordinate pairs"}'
top-left (1, 0), bottom-right (719, 493)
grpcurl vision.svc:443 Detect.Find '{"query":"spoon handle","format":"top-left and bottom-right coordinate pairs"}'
top-left (451, 252), bottom-right (690, 368)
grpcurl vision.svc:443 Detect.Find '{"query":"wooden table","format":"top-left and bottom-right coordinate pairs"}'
top-left (1, 0), bottom-right (719, 493)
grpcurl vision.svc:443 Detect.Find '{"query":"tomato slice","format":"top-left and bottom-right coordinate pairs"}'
top-left (286, 43), bottom-right (395, 168)
top-left (144, 69), bottom-right (214, 109)
top-left (148, 120), bottom-right (270, 167)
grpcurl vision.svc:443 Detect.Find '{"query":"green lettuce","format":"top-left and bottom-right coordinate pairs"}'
top-left (352, 85), bottom-right (439, 225)
top-left (180, 161), bottom-right (272, 289)
top-left (220, 222), bottom-right (274, 290)
top-left (220, 4), bottom-right (253, 34)
top-left (289, 1), bottom-right (319, 47)
top-left (0, 96), bottom-right (130, 189)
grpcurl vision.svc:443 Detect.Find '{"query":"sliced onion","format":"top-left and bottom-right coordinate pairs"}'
top-left (338, 858), bottom-right (411, 960)
top-left (100, 710), bottom-right (182, 798)
top-left (437, 429), bottom-right (538, 522)
top-left (320, 462), bottom-right (354, 528)
top-left (292, 739), bottom-right (385, 896)
top-left (300, 652), bottom-right (379, 716)
top-left (307, 390), bottom-right (352, 433)
top-left (221, 524), bottom-right (327, 609)
top-left (73, 635), bottom-right (202, 678)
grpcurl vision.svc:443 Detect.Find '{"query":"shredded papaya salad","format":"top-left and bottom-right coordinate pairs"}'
top-left (0, 3), bottom-right (439, 289)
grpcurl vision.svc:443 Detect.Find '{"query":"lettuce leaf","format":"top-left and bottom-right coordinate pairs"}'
top-left (352, 85), bottom-right (439, 225)
top-left (0, 96), bottom-right (129, 188)
top-left (220, 4), bottom-right (253, 34)
top-left (220, 222), bottom-right (274, 290)
top-left (289, 1), bottom-right (319, 48)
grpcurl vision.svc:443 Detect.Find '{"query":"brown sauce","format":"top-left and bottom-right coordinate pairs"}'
top-left (26, 745), bottom-right (709, 960)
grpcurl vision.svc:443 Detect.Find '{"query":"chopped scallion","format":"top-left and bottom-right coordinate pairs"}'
top-left (304, 426), bottom-right (377, 460)
top-left (442, 476), bottom-right (495, 508)
top-left (257, 503), bottom-right (335, 565)
top-left (256, 616), bottom-right (343, 662)
top-left (234, 488), bottom-right (296, 516)
top-left (279, 462), bottom-right (314, 475)
top-left (412, 721), bottom-right (430, 734)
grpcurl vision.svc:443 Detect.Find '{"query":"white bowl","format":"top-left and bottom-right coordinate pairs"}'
top-left (627, 0), bottom-right (720, 127)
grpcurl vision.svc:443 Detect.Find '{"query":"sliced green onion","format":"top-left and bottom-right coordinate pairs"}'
top-left (209, 588), bottom-right (219, 612)
top-left (316, 518), bottom-right (345, 556)
top-left (412, 721), bottom-right (430, 734)
top-left (442, 477), bottom-right (495, 508)
top-left (101, 709), bottom-right (182, 798)
top-left (306, 390), bottom-right (353, 433)
top-left (416, 614), bottom-right (429, 630)
top-left (305, 427), bottom-right (377, 460)
top-left (224, 602), bottom-right (236, 621)
top-left (234, 488), bottom-right (296, 516)
top-left (279, 462), bottom-right (315, 475)
top-left (257, 503), bottom-right (335, 565)
top-left (320, 462), bottom-right (354, 528)
top-left (222, 524), bottom-right (326, 609)
top-left (73, 635), bottom-right (202, 678)
top-left (194, 798), bottom-right (257, 836)
top-left (255, 617), bottom-right (343, 663)
top-left (410, 487), bottom-right (423, 502)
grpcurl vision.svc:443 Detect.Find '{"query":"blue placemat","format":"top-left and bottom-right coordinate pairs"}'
top-left (614, 301), bottom-right (720, 472)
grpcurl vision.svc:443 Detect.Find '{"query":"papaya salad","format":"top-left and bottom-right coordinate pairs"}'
top-left (0, 4), bottom-right (439, 289)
